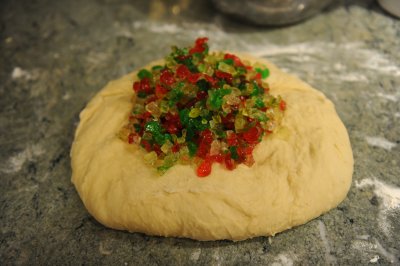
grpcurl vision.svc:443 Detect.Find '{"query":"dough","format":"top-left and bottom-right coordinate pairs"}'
top-left (71, 53), bottom-right (353, 241)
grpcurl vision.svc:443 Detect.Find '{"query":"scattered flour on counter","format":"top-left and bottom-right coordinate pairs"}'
top-left (317, 221), bottom-right (337, 265)
top-left (342, 43), bottom-right (400, 77)
top-left (11, 67), bottom-right (32, 80)
top-left (98, 241), bottom-right (112, 255)
top-left (85, 52), bottom-right (110, 66)
top-left (62, 92), bottom-right (71, 100)
top-left (376, 92), bottom-right (399, 102)
top-left (334, 62), bottom-right (346, 71)
top-left (245, 41), bottom-right (399, 81)
top-left (211, 248), bottom-right (223, 266)
top-left (369, 255), bottom-right (380, 263)
top-left (336, 73), bottom-right (368, 82)
top-left (271, 253), bottom-right (294, 266)
top-left (355, 178), bottom-right (400, 236)
top-left (131, 20), bottom-right (228, 41)
top-left (133, 21), bottom-right (181, 34)
top-left (365, 136), bottom-right (397, 151)
top-left (147, 23), bottom-right (181, 34)
top-left (351, 238), bottom-right (399, 264)
top-left (248, 42), bottom-right (326, 58)
top-left (363, 51), bottom-right (400, 77)
top-left (190, 248), bottom-right (201, 262)
top-left (351, 239), bottom-right (377, 252)
top-left (375, 240), bottom-right (399, 265)
top-left (356, 234), bottom-right (370, 241)
top-left (6, 184), bottom-right (39, 196)
top-left (2, 144), bottom-right (44, 173)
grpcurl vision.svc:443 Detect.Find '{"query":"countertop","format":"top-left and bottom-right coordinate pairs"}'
top-left (1, 0), bottom-right (399, 264)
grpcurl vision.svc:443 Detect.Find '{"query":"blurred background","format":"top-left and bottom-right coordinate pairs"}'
top-left (1, 0), bottom-right (399, 264)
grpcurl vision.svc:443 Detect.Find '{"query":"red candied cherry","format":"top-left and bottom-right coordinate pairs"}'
top-left (189, 37), bottom-right (209, 55)
top-left (133, 81), bottom-right (140, 92)
top-left (140, 78), bottom-right (152, 93)
top-left (155, 84), bottom-right (168, 98)
top-left (224, 153), bottom-right (236, 170)
top-left (160, 69), bottom-right (175, 85)
top-left (280, 100), bottom-right (286, 111)
top-left (208, 153), bottom-right (224, 164)
top-left (140, 139), bottom-right (152, 152)
top-left (226, 131), bottom-right (238, 146)
top-left (204, 74), bottom-right (217, 87)
top-left (176, 64), bottom-right (190, 79)
top-left (188, 73), bottom-right (201, 84)
top-left (215, 70), bottom-right (233, 84)
top-left (197, 159), bottom-right (212, 177)
top-left (224, 53), bottom-right (245, 67)
top-left (128, 133), bottom-right (135, 144)
top-left (196, 90), bottom-right (208, 100)
top-left (242, 126), bottom-right (262, 144)
top-left (171, 143), bottom-right (180, 153)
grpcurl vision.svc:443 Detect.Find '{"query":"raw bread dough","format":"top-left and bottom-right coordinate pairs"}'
top-left (71, 53), bottom-right (353, 241)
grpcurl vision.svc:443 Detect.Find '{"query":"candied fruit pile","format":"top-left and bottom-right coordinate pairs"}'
top-left (120, 38), bottom-right (286, 177)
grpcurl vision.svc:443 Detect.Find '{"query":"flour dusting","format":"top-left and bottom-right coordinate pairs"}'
top-left (351, 239), bottom-right (377, 252)
top-left (337, 73), bottom-right (368, 82)
top-left (211, 248), bottom-right (222, 266)
top-left (245, 41), bottom-right (399, 83)
top-left (375, 240), bottom-right (399, 264)
top-left (98, 241), bottom-right (112, 255)
top-left (369, 255), bottom-right (380, 263)
top-left (356, 234), bottom-right (370, 240)
top-left (11, 67), bottom-right (32, 80)
top-left (317, 221), bottom-right (337, 265)
top-left (376, 92), bottom-right (399, 102)
top-left (365, 136), bottom-right (397, 151)
top-left (271, 253), bottom-right (294, 266)
top-left (86, 52), bottom-right (109, 65)
top-left (364, 52), bottom-right (400, 76)
top-left (62, 92), bottom-right (71, 100)
top-left (2, 144), bottom-right (45, 173)
top-left (351, 238), bottom-right (399, 264)
top-left (133, 21), bottom-right (181, 33)
top-left (248, 42), bottom-right (325, 58)
top-left (355, 178), bottom-right (400, 236)
top-left (131, 20), bottom-right (227, 40)
top-left (190, 248), bottom-right (201, 261)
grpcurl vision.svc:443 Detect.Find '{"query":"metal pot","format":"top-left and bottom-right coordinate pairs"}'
top-left (212, 0), bottom-right (333, 26)
top-left (378, 0), bottom-right (400, 18)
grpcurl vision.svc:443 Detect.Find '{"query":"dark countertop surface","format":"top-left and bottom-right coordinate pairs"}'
top-left (1, 0), bottom-right (399, 264)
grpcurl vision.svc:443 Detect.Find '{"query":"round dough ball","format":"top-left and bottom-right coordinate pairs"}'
top-left (71, 54), bottom-right (353, 241)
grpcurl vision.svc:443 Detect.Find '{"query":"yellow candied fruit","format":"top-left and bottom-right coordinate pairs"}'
top-left (144, 151), bottom-right (158, 166)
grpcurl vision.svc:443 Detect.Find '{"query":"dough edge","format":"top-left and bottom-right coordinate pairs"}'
top-left (71, 53), bottom-right (354, 241)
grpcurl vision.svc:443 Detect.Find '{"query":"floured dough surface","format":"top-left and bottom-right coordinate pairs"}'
top-left (71, 54), bottom-right (353, 241)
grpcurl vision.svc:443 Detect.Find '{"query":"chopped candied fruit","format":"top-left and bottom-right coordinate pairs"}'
top-left (121, 38), bottom-right (286, 177)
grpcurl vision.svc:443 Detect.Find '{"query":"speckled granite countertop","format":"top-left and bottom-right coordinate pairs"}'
top-left (1, 0), bottom-right (399, 264)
